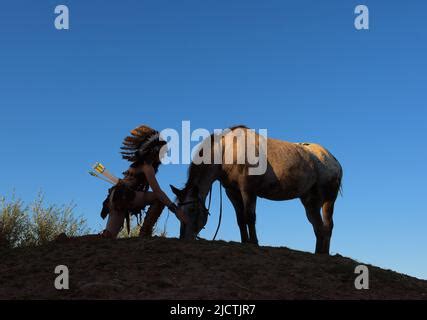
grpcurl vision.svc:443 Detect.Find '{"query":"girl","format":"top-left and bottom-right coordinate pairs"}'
top-left (100, 125), bottom-right (187, 238)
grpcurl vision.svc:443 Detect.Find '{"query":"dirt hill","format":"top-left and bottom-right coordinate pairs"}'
top-left (1, 235), bottom-right (426, 300)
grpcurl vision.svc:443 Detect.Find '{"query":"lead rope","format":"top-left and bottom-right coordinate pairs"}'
top-left (207, 185), bottom-right (212, 212)
top-left (212, 182), bottom-right (223, 241)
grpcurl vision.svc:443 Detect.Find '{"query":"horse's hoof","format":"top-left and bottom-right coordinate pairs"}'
top-left (242, 240), bottom-right (259, 246)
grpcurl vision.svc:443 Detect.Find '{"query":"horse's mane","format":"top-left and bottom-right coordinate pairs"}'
top-left (184, 125), bottom-right (248, 190)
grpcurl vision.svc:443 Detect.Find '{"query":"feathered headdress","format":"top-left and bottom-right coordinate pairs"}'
top-left (120, 125), bottom-right (166, 162)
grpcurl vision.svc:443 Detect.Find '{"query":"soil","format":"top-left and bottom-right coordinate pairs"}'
top-left (1, 235), bottom-right (426, 300)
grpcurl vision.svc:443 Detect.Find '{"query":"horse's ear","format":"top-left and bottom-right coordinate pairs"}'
top-left (170, 185), bottom-right (184, 199)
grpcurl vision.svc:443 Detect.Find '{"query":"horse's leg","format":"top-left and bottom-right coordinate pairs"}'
top-left (241, 191), bottom-right (258, 245)
top-left (321, 200), bottom-right (335, 254)
top-left (225, 188), bottom-right (248, 243)
top-left (301, 195), bottom-right (324, 254)
top-left (319, 180), bottom-right (340, 254)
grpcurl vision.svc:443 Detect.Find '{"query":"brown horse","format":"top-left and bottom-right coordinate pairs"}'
top-left (171, 126), bottom-right (343, 254)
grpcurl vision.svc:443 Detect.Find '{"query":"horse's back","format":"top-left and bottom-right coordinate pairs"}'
top-left (218, 128), bottom-right (342, 200)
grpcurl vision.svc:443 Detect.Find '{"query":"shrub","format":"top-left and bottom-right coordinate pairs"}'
top-left (0, 193), bottom-right (91, 248)
top-left (0, 196), bottom-right (31, 248)
top-left (28, 194), bottom-right (91, 246)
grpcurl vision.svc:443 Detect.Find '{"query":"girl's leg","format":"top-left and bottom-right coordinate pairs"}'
top-left (102, 191), bottom-right (165, 239)
top-left (101, 190), bottom-right (148, 239)
top-left (104, 210), bottom-right (125, 238)
top-left (132, 191), bottom-right (165, 237)
top-left (140, 199), bottom-right (165, 237)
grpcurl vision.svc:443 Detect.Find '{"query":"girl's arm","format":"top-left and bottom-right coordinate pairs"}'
top-left (142, 164), bottom-right (188, 224)
top-left (142, 164), bottom-right (173, 206)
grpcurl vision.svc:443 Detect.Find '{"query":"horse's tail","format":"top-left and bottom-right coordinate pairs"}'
top-left (338, 178), bottom-right (343, 197)
top-left (329, 152), bottom-right (343, 198)
top-left (337, 163), bottom-right (343, 197)
top-left (325, 151), bottom-right (343, 199)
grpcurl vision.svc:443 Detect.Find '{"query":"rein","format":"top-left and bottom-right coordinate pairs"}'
top-left (212, 183), bottom-right (223, 241)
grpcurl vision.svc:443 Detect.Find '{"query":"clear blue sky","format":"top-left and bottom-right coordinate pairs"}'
top-left (1, 1), bottom-right (426, 280)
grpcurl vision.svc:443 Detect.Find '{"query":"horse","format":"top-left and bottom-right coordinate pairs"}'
top-left (170, 126), bottom-right (343, 254)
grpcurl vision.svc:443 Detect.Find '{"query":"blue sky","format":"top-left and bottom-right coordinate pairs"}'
top-left (1, 1), bottom-right (426, 280)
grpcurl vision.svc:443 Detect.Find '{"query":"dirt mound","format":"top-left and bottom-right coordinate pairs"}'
top-left (1, 236), bottom-right (426, 300)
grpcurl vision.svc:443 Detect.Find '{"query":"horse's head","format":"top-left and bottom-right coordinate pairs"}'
top-left (170, 184), bottom-right (209, 240)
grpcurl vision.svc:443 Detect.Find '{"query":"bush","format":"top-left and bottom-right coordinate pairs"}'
top-left (28, 194), bottom-right (91, 246)
top-left (0, 196), bottom-right (31, 248)
top-left (0, 193), bottom-right (91, 248)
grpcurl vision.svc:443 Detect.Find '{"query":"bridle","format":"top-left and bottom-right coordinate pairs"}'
top-left (177, 183), bottom-right (223, 240)
top-left (178, 196), bottom-right (210, 219)
top-left (177, 196), bottom-right (209, 240)
top-left (178, 184), bottom-right (212, 214)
